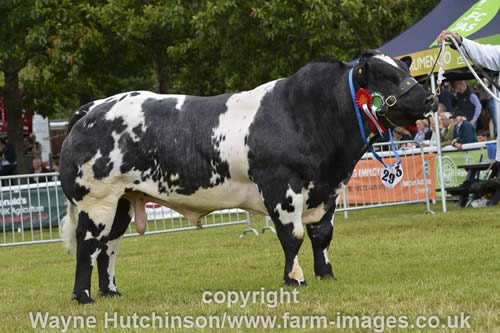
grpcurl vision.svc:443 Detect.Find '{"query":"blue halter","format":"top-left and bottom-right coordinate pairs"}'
top-left (348, 68), bottom-right (401, 167)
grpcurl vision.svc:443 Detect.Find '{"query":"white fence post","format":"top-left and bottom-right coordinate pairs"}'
top-left (430, 73), bottom-right (448, 212)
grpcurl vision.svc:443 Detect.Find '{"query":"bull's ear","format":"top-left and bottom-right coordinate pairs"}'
top-left (359, 49), bottom-right (380, 63)
top-left (399, 56), bottom-right (412, 69)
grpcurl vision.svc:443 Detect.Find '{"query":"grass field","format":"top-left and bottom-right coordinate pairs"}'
top-left (1, 204), bottom-right (499, 332)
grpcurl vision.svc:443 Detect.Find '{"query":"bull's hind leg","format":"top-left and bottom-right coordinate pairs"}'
top-left (306, 204), bottom-right (336, 279)
top-left (72, 196), bottom-right (120, 304)
top-left (97, 198), bottom-right (133, 297)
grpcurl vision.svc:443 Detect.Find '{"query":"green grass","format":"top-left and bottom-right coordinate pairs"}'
top-left (0, 204), bottom-right (499, 332)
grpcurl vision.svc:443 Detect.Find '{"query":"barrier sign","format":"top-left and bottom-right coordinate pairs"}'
top-left (346, 154), bottom-right (436, 204)
top-left (0, 181), bottom-right (65, 230)
top-left (437, 148), bottom-right (489, 188)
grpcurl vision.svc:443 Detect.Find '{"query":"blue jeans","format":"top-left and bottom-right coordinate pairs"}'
top-left (488, 98), bottom-right (498, 136)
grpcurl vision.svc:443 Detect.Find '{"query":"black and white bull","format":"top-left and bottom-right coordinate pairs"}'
top-left (60, 51), bottom-right (436, 304)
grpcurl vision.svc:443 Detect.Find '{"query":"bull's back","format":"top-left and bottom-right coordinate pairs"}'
top-left (60, 83), bottom-right (279, 212)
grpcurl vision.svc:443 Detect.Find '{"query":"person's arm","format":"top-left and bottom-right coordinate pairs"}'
top-left (441, 130), bottom-right (453, 146)
top-left (461, 123), bottom-right (477, 144)
top-left (469, 93), bottom-right (482, 125)
top-left (437, 31), bottom-right (500, 71)
top-left (461, 38), bottom-right (500, 71)
top-left (425, 129), bottom-right (433, 140)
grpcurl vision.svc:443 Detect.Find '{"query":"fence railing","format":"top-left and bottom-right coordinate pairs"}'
top-left (0, 141), bottom-right (438, 246)
top-left (0, 172), bottom-right (253, 247)
top-left (336, 140), bottom-right (435, 217)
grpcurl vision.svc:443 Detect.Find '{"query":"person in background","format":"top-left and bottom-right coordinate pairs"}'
top-left (0, 137), bottom-right (16, 177)
top-left (25, 133), bottom-right (42, 172)
top-left (439, 112), bottom-right (455, 146)
top-left (438, 30), bottom-right (500, 205)
top-left (428, 114), bottom-right (445, 147)
top-left (393, 127), bottom-right (413, 141)
top-left (487, 95), bottom-right (497, 136)
top-left (451, 80), bottom-right (482, 128)
top-left (30, 158), bottom-right (51, 183)
top-left (51, 155), bottom-right (60, 172)
top-left (437, 102), bottom-right (448, 115)
top-left (414, 119), bottom-right (432, 144)
top-left (438, 83), bottom-right (456, 116)
top-left (476, 130), bottom-right (489, 142)
top-left (32, 158), bottom-right (50, 174)
top-left (451, 111), bottom-right (476, 149)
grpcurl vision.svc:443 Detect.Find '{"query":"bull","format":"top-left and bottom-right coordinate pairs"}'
top-left (60, 51), bottom-right (436, 304)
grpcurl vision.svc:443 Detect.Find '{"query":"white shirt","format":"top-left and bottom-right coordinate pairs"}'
top-left (460, 38), bottom-right (500, 161)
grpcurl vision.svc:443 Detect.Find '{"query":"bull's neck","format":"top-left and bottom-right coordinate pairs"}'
top-left (284, 65), bottom-right (372, 185)
top-left (346, 68), bottom-right (375, 139)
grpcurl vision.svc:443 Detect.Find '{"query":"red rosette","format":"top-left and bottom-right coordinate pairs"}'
top-left (355, 88), bottom-right (372, 109)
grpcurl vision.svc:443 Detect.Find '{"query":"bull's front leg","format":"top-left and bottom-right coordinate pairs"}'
top-left (306, 204), bottom-right (336, 280)
top-left (264, 182), bottom-right (307, 286)
top-left (274, 222), bottom-right (306, 286)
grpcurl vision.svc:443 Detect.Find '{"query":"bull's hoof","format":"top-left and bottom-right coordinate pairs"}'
top-left (285, 278), bottom-right (307, 286)
top-left (316, 273), bottom-right (337, 281)
top-left (72, 291), bottom-right (94, 305)
top-left (99, 289), bottom-right (122, 297)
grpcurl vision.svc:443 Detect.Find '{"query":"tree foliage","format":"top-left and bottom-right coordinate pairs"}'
top-left (0, 0), bottom-right (438, 173)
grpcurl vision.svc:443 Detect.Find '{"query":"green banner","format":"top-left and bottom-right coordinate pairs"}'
top-left (0, 181), bottom-right (66, 230)
top-left (430, 0), bottom-right (500, 47)
top-left (436, 147), bottom-right (491, 189)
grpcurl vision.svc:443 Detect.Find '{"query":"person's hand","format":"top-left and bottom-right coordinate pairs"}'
top-left (436, 30), bottom-right (462, 45)
top-left (451, 138), bottom-right (458, 145)
top-left (453, 142), bottom-right (463, 150)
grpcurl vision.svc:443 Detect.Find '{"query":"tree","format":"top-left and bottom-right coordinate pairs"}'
top-left (0, 0), bottom-right (438, 174)
top-left (84, 0), bottom-right (197, 94)
top-left (181, 0), bottom-right (439, 93)
top-left (1, 0), bottom-right (40, 174)
top-left (0, 0), bottom-right (155, 173)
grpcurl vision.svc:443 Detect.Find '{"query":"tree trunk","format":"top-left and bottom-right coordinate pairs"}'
top-left (4, 63), bottom-right (28, 175)
top-left (156, 60), bottom-right (168, 94)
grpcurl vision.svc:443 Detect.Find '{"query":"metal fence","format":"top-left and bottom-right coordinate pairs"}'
top-left (1, 141), bottom-right (435, 246)
top-left (259, 140), bottom-right (435, 232)
top-left (0, 172), bottom-right (253, 247)
top-left (336, 140), bottom-right (435, 217)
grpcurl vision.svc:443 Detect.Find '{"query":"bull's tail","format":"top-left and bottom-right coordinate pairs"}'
top-left (66, 102), bottom-right (93, 134)
top-left (61, 201), bottom-right (79, 254)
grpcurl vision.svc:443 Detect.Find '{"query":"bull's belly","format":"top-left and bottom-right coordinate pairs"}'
top-left (133, 179), bottom-right (268, 222)
top-left (130, 179), bottom-right (330, 225)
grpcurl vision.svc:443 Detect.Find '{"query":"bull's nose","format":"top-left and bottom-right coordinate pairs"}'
top-left (422, 95), bottom-right (437, 118)
top-left (424, 95), bottom-right (437, 108)
top-left (424, 95), bottom-right (438, 114)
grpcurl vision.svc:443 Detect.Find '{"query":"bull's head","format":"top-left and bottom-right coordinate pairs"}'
top-left (353, 50), bottom-right (436, 128)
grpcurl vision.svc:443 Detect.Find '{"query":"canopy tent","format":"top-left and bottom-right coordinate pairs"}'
top-left (379, 0), bottom-right (500, 77)
top-left (377, 0), bottom-right (500, 213)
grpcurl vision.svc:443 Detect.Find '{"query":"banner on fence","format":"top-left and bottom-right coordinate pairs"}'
top-left (0, 181), bottom-right (65, 229)
top-left (437, 147), bottom-right (488, 188)
top-left (345, 153), bottom-right (436, 204)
